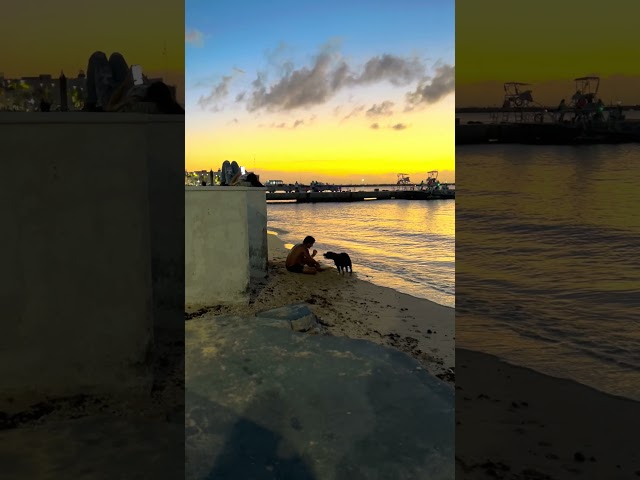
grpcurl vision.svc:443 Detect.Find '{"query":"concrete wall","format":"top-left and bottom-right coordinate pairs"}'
top-left (247, 189), bottom-right (268, 278)
top-left (0, 112), bottom-right (184, 407)
top-left (146, 120), bottom-right (185, 326)
top-left (185, 187), bottom-right (267, 307)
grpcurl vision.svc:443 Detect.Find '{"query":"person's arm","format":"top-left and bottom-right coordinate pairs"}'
top-left (303, 249), bottom-right (319, 267)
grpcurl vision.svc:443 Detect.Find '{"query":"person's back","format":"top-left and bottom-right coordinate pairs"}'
top-left (285, 244), bottom-right (307, 268)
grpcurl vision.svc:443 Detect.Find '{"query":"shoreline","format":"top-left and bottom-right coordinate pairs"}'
top-left (457, 347), bottom-right (640, 479)
top-left (186, 232), bottom-right (455, 382)
top-left (269, 229), bottom-right (455, 310)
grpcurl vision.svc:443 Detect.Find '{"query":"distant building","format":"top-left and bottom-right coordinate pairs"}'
top-left (185, 170), bottom-right (212, 186)
top-left (0, 69), bottom-right (174, 111)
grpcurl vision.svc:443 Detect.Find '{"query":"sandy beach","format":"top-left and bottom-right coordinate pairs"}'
top-left (186, 233), bottom-right (455, 383)
top-left (456, 348), bottom-right (640, 479)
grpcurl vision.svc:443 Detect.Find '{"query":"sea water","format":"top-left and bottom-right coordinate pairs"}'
top-left (267, 199), bottom-right (455, 309)
top-left (456, 143), bottom-right (640, 401)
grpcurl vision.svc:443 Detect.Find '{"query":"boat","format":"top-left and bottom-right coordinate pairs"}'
top-left (456, 76), bottom-right (640, 144)
top-left (419, 171), bottom-right (455, 198)
top-left (309, 181), bottom-right (341, 192)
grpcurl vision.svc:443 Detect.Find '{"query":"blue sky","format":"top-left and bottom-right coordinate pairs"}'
top-left (185, 0), bottom-right (455, 182)
top-left (186, 0), bottom-right (454, 114)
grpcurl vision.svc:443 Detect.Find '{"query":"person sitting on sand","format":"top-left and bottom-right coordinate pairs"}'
top-left (285, 236), bottom-right (324, 274)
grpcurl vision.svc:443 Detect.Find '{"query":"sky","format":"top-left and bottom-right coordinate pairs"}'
top-left (1, 0), bottom-right (185, 104)
top-left (186, 0), bottom-right (455, 184)
top-left (456, 0), bottom-right (640, 107)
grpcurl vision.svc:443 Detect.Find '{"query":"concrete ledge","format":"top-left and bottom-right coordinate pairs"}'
top-left (0, 115), bottom-right (184, 407)
top-left (185, 187), bottom-right (267, 307)
top-left (0, 112), bottom-right (184, 124)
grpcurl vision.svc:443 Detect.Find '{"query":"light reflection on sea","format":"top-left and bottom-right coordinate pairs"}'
top-left (457, 143), bottom-right (640, 401)
top-left (267, 200), bottom-right (455, 308)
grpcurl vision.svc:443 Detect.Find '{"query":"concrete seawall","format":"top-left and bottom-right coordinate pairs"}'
top-left (0, 112), bottom-right (184, 407)
top-left (185, 187), bottom-right (268, 307)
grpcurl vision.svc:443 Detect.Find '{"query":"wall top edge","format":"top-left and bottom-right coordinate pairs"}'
top-left (186, 186), bottom-right (268, 192)
top-left (0, 113), bottom-right (185, 124)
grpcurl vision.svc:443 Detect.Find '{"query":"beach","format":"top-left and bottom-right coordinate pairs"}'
top-left (456, 349), bottom-right (640, 479)
top-left (186, 233), bottom-right (455, 383)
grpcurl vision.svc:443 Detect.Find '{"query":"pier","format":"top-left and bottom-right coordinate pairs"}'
top-left (266, 189), bottom-right (454, 203)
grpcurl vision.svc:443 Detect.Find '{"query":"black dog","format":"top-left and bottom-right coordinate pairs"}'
top-left (323, 252), bottom-right (352, 274)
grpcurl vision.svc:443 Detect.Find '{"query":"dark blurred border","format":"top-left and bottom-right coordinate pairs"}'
top-left (0, 2), bottom-right (185, 478)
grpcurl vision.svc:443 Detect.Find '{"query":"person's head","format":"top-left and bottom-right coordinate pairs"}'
top-left (303, 236), bottom-right (315, 248)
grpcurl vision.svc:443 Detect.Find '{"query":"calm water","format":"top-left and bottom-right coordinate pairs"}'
top-left (267, 200), bottom-right (455, 308)
top-left (456, 144), bottom-right (640, 400)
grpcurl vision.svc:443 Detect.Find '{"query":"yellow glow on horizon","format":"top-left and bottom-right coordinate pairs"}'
top-left (2, 2), bottom-right (184, 78)
top-left (186, 95), bottom-right (454, 183)
top-left (457, 0), bottom-right (640, 86)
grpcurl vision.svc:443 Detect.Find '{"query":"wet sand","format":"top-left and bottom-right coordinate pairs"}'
top-left (186, 233), bottom-right (455, 383)
top-left (456, 348), bottom-right (640, 479)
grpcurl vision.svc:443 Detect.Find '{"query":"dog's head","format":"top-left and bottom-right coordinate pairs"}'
top-left (323, 251), bottom-right (337, 260)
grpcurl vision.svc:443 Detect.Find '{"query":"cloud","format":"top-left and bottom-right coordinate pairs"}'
top-left (406, 64), bottom-right (455, 109)
top-left (198, 75), bottom-right (232, 109)
top-left (342, 105), bottom-right (365, 121)
top-left (369, 122), bottom-right (410, 131)
top-left (357, 55), bottom-right (425, 86)
top-left (366, 101), bottom-right (394, 117)
top-left (243, 47), bottom-right (430, 113)
top-left (235, 92), bottom-right (246, 102)
top-left (232, 67), bottom-right (246, 74)
top-left (185, 29), bottom-right (205, 47)
top-left (260, 117), bottom-right (312, 129)
top-left (330, 61), bottom-right (354, 90)
top-left (247, 53), bottom-right (336, 111)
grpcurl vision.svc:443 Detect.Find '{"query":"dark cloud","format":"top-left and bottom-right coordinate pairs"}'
top-left (330, 61), bottom-right (354, 90)
top-left (247, 53), bottom-right (335, 111)
top-left (244, 49), bottom-right (429, 112)
top-left (293, 119), bottom-right (304, 128)
top-left (370, 123), bottom-right (380, 129)
top-left (357, 54), bottom-right (425, 86)
top-left (366, 101), bottom-right (394, 117)
top-left (235, 92), bottom-right (246, 102)
top-left (406, 64), bottom-right (455, 109)
top-left (392, 123), bottom-right (408, 130)
top-left (198, 75), bottom-right (232, 109)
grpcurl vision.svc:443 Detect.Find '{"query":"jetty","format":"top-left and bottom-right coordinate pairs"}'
top-left (456, 77), bottom-right (640, 145)
top-left (266, 189), bottom-right (454, 203)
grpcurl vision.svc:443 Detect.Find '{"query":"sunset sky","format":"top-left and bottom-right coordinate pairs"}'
top-left (1, 0), bottom-right (185, 104)
top-left (456, 0), bottom-right (640, 107)
top-left (186, 0), bottom-right (455, 184)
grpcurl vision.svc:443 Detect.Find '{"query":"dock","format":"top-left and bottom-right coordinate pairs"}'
top-left (456, 121), bottom-right (640, 145)
top-left (266, 190), bottom-right (454, 203)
